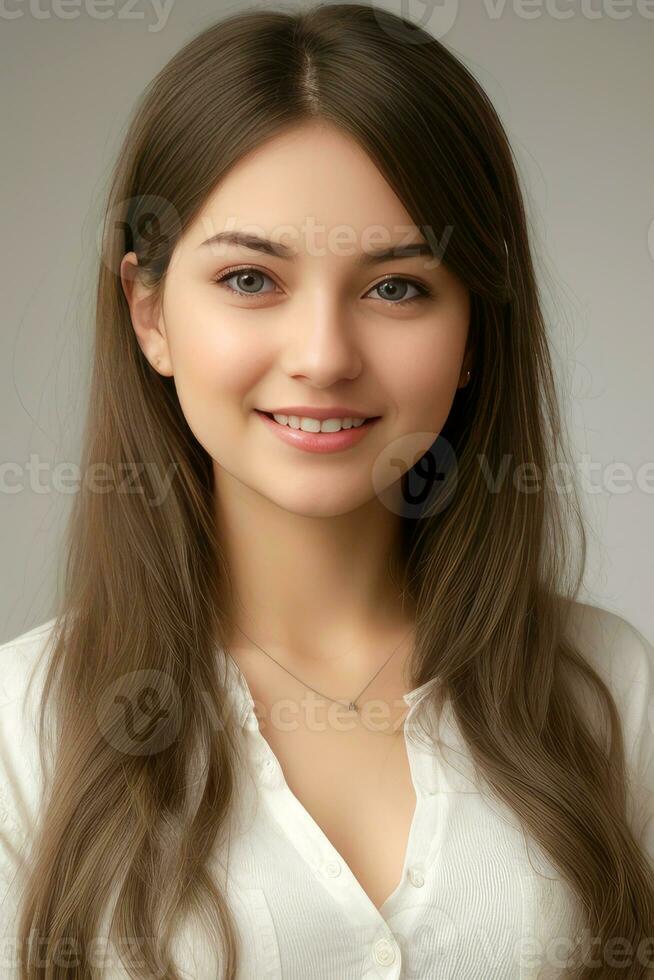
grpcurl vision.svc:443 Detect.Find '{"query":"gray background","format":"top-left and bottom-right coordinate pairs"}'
top-left (2, 0), bottom-right (653, 646)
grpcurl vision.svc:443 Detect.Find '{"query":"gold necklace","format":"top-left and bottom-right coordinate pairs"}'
top-left (231, 624), bottom-right (413, 714)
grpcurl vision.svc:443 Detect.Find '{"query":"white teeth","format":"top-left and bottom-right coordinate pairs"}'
top-left (271, 414), bottom-right (368, 432)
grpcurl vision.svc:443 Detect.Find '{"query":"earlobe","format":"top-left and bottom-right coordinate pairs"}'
top-left (120, 252), bottom-right (171, 376)
top-left (153, 354), bottom-right (172, 376)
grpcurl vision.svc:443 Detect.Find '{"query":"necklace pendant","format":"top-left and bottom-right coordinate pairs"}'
top-left (348, 701), bottom-right (358, 712)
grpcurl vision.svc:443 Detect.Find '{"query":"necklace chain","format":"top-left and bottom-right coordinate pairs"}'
top-left (231, 624), bottom-right (413, 713)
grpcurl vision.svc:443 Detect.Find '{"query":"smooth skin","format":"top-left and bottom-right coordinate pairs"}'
top-left (121, 120), bottom-right (473, 909)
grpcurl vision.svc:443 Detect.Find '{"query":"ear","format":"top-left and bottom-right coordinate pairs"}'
top-left (120, 252), bottom-right (173, 376)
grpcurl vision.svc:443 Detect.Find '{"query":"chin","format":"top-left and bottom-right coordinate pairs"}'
top-left (259, 482), bottom-right (378, 518)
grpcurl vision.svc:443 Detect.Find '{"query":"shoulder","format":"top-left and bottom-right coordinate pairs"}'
top-left (562, 599), bottom-right (654, 742)
top-left (563, 597), bottom-right (653, 668)
top-left (563, 599), bottom-right (654, 859)
top-left (0, 617), bottom-right (59, 739)
top-left (0, 618), bottom-right (67, 932)
top-left (0, 617), bottom-right (59, 691)
top-left (0, 617), bottom-right (61, 944)
top-left (0, 618), bottom-right (59, 850)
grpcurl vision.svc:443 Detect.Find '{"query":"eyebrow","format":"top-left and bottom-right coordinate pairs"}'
top-left (197, 231), bottom-right (434, 265)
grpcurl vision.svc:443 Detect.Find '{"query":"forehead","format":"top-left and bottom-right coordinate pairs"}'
top-left (184, 120), bottom-right (422, 253)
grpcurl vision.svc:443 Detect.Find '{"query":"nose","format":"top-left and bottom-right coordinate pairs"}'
top-left (278, 293), bottom-right (363, 387)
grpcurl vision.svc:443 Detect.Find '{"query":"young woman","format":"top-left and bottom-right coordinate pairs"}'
top-left (1, 4), bottom-right (652, 978)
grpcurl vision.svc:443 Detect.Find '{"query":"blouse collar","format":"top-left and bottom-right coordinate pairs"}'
top-left (222, 648), bottom-right (440, 726)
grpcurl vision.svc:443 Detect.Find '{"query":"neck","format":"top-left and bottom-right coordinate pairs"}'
top-left (214, 470), bottom-right (414, 669)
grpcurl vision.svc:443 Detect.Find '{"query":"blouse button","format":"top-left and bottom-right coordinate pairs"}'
top-left (408, 867), bottom-right (425, 887)
top-left (322, 859), bottom-right (341, 878)
top-left (372, 937), bottom-right (397, 966)
top-left (259, 757), bottom-right (280, 783)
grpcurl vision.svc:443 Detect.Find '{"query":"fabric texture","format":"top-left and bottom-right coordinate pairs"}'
top-left (0, 601), bottom-right (652, 979)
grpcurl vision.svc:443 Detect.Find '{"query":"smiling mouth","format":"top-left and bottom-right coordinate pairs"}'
top-left (256, 410), bottom-right (380, 426)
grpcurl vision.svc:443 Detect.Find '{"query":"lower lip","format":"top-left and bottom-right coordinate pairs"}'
top-left (254, 410), bottom-right (381, 454)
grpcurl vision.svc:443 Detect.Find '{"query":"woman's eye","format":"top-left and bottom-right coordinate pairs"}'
top-left (367, 277), bottom-right (430, 307)
top-left (213, 267), bottom-right (431, 308)
top-left (214, 267), bottom-right (277, 298)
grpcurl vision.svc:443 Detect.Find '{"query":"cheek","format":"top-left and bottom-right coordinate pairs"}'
top-left (163, 304), bottom-right (267, 452)
top-left (382, 318), bottom-right (469, 428)
top-left (409, 348), bottom-right (463, 424)
top-left (172, 319), bottom-right (261, 393)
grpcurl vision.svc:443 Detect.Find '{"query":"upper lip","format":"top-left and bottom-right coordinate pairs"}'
top-left (257, 405), bottom-right (379, 421)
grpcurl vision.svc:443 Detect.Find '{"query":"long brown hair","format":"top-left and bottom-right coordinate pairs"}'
top-left (15, 4), bottom-right (653, 977)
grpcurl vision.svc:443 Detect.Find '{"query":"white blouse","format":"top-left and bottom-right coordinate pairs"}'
top-left (1, 601), bottom-right (653, 979)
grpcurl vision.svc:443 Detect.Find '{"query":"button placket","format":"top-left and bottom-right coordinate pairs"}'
top-left (408, 866), bottom-right (425, 888)
top-left (227, 648), bottom-right (409, 974)
top-left (372, 936), bottom-right (397, 966)
top-left (369, 701), bottom-right (434, 923)
top-left (322, 858), bottom-right (342, 878)
top-left (258, 753), bottom-right (283, 788)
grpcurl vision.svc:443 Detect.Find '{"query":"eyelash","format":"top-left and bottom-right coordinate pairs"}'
top-left (212, 265), bottom-right (433, 308)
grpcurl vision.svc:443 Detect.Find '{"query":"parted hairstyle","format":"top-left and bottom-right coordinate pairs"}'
top-left (14, 4), bottom-right (654, 977)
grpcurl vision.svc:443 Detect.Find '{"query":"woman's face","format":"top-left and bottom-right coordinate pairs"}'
top-left (122, 120), bottom-right (471, 518)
